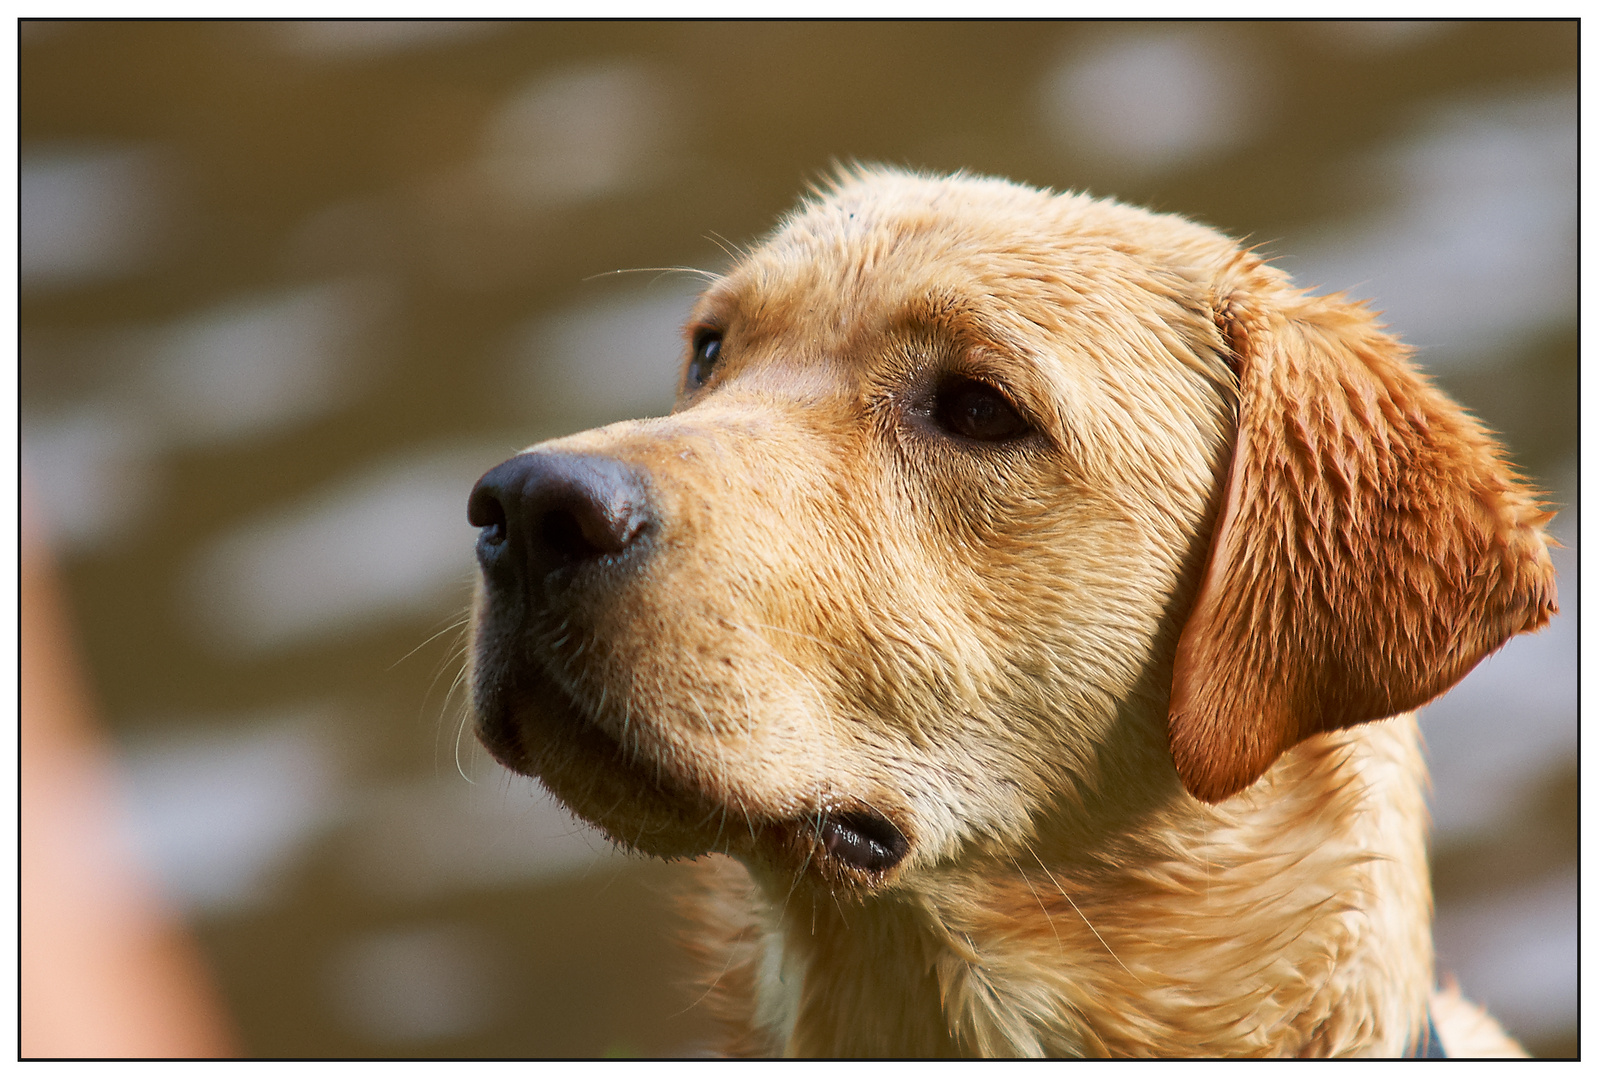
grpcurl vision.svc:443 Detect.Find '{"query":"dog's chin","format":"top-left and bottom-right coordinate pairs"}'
top-left (474, 664), bottom-right (914, 886)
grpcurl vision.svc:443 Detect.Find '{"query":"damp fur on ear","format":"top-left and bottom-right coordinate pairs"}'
top-left (1167, 261), bottom-right (1558, 804)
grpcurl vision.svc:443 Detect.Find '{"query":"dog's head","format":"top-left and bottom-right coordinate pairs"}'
top-left (466, 168), bottom-right (1555, 892)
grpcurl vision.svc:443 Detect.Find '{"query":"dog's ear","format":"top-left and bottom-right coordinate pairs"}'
top-left (1168, 265), bottom-right (1557, 803)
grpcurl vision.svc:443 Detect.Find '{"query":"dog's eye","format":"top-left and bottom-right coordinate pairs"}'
top-left (687, 329), bottom-right (722, 388)
top-left (933, 377), bottom-right (1031, 442)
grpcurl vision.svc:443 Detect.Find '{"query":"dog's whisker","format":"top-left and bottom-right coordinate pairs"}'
top-left (438, 637), bottom-right (479, 784)
top-left (703, 229), bottom-right (749, 265)
top-left (580, 265), bottom-right (720, 284)
top-left (727, 663), bottom-right (758, 741)
top-left (688, 694), bottom-right (716, 737)
top-left (829, 890), bottom-right (850, 930)
top-left (1010, 855), bottom-right (1065, 957)
top-left (389, 613), bottom-right (473, 672)
top-left (423, 631), bottom-right (474, 713)
top-left (419, 614), bottom-right (474, 778)
top-left (709, 806), bottom-right (728, 854)
top-left (778, 819), bottom-right (822, 929)
top-left (452, 709), bottom-right (475, 785)
top-left (670, 917), bottom-right (751, 1022)
top-left (1024, 841), bottom-right (1145, 987)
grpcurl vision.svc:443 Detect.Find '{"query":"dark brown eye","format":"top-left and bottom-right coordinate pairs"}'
top-left (687, 329), bottom-right (722, 387)
top-left (932, 376), bottom-right (1030, 442)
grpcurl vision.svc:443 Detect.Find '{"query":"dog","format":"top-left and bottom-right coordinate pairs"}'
top-left (466, 168), bottom-right (1556, 1057)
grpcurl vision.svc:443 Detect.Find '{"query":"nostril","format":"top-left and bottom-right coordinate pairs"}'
top-left (468, 486), bottom-right (507, 542)
top-left (538, 506), bottom-right (600, 564)
top-left (537, 483), bottom-right (649, 564)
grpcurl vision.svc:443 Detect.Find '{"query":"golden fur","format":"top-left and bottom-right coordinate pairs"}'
top-left (466, 168), bottom-right (1554, 1057)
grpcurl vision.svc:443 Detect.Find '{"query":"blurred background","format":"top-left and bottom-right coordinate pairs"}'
top-left (18, 20), bottom-right (1577, 1058)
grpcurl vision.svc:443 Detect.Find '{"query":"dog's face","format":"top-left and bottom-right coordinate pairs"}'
top-left (467, 169), bottom-right (1554, 895)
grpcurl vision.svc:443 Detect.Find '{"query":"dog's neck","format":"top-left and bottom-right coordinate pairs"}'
top-left (715, 715), bottom-right (1435, 1057)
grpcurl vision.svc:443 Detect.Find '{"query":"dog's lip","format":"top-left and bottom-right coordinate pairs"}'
top-left (482, 658), bottom-right (775, 858)
top-left (814, 808), bottom-right (910, 874)
top-left (482, 657), bottom-right (916, 882)
top-left (488, 662), bottom-right (699, 800)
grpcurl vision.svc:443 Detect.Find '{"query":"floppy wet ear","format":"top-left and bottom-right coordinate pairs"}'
top-left (1168, 269), bottom-right (1557, 803)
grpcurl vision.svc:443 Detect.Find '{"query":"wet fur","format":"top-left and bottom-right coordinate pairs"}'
top-left (469, 169), bottom-right (1553, 1056)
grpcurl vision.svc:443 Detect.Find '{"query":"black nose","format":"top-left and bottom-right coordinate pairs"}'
top-left (468, 452), bottom-right (653, 588)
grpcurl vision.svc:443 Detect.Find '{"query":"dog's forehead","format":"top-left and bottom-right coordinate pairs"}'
top-left (709, 172), bottom-right (1232, 358)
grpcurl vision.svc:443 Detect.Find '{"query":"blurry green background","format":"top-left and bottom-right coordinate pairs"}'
top-left (19, 20), bottom-right (1577, 1058)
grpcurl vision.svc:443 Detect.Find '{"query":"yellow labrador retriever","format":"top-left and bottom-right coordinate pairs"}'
top-left (466, 168), bottom-right (1555, 1057)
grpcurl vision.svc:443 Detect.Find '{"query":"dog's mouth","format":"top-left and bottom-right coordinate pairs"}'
top-left (815, 809), bottom-right (909, 874)
top-left (475, 652), bottom-right (912, 880)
